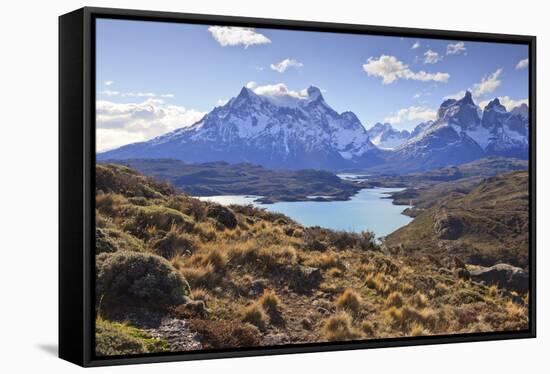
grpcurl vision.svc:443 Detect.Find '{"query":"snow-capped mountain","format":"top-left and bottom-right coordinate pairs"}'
top-left (98, 86), bottom-right (380, 170)
top-left (99, 86), bottom-right (528, 174)
top-left (410, 121), bottom-right (434, 138)
top-left (366, 123), bottom-right (411, 150)
top-left (384, 91), bottom-right (529, 172)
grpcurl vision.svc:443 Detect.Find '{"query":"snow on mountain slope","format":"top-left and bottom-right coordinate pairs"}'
top-left (98, 85), bottom-right (379, 170)
top-left (98, 86), bottom-right (528, 173)
top-left (383, 91), bottom-right (529, 172)
top-left (366, 123), bottom-right (411, 150)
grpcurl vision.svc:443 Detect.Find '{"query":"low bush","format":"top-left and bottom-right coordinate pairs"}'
top-left (96, 251), bottom-right (190, 307)
top-left (96, 227), bottom-right (145, 254)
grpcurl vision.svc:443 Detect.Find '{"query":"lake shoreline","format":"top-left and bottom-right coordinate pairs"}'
top-left (196, 187), bottom-right (413, 237)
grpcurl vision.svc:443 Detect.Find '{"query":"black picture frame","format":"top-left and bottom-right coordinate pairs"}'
top-left (59, 6), bottom-right (536, 367)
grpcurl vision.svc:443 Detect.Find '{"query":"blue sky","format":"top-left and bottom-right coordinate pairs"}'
top-left (96, 18), bottom-right (529, 151)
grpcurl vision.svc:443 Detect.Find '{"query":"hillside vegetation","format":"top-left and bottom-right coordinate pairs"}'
top-left (386, 171), bottom-right (529, 269)
top-left (95, 164), bottom-right (528, 356)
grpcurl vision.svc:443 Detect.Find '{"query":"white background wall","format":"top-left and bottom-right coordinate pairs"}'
top-left (0, 0), bottom-right (546, 372)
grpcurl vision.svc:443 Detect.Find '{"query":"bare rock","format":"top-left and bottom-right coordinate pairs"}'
top-left (470, 263), bottom-right (528, 293)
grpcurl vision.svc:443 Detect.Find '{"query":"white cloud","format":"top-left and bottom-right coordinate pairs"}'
top-left (423, 50), bottom-right (442, 64)
top-left (96, 99), bottom-right (206, 152)
top-left (446, 42), bottom-right (466, 55)
top-left (98, 90), bottom-right (175, 99)
top-left (444, 90), bottom-right (467, 100)
top-left (121, 92), bottom-right (156, 98)
top-left (216, 98), bottom-right (229, 106)
top-left (384, 106), bottom-right (437, 124)
top-left (515, 58), bottom-right (529, 70)
top-left (208, 26), bottom-right (271, 48)
top-left (445, 69), bottom-right (504, 101)
top-left (478, 96), bottom-right (528, 111)
top-left (104, 80), bottom-right (114, 86)
top-left (270, 58), bottom-right (303, 73)
top-left (101, 89), bottom-right (120, 96)
top-left (362, 55), bottom-right (450, 84)
top-left (246, 81), bottom-right (309, 99)
top-left (411, 41), bottom-right (421, 49)
top-left (245, 81), bottom-right (258, 89)
top-left (472, 68), bottom-right (502, 98)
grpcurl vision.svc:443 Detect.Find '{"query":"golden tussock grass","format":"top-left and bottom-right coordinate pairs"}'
top-left (385, 291), bottom-right (404, 308)
top-left (410, 292), bottom-right (429, 309)
top-left (321, 313), bottom-right (362, 342)
top-left (257, 290), bottom-right (281, 314)
top-left (241, 303), bottom-right (268, 329)
top-left (360, 321), bottom-right (375, 337)
top-left (335, 288), bottom-right (362, 315)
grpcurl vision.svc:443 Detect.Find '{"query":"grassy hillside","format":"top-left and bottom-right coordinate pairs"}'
top-left (361, 157), bottom-right (528, 217)
top-left (94, 164), bottom-right (528, 356)
top-left (385, 171), bottom-right (529, 268)
top-left (100, 158), bottom-right (361, 203)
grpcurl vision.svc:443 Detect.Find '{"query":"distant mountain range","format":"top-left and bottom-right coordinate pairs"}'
top-left (98, 86), bottom-right (529, 173)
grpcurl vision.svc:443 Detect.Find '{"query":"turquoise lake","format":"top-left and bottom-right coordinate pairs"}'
top-left (197, 187), bottom-right (412, 238)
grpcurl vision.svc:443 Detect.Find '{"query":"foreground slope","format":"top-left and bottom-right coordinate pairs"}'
top-left (94, 164), bottom-right (528, 356)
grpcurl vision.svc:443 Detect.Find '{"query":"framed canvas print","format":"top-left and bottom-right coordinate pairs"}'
top-left (59, 7), bottom-right (536, 367)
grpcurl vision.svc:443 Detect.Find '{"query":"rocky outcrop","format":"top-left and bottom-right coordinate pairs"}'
top-left (470, 263), bottom-right (528, 293)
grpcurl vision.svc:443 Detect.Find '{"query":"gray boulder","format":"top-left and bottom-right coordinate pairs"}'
top-left (470, 263), bottom-right (528, 293)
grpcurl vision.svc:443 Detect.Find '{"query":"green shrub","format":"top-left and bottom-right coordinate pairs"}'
top-left (96, 251), bottom-right (190, 307)
top-left (95, 318), bottom-right (170, 356)
top-left (95, 227), bottom-right (144, 254)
